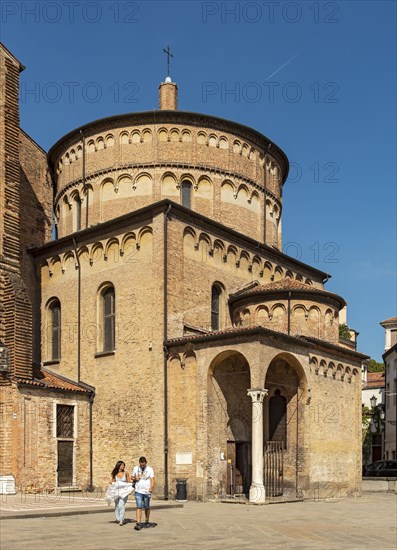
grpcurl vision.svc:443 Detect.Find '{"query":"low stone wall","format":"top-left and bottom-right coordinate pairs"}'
top-left (362, 478), bottom-right (397, 493)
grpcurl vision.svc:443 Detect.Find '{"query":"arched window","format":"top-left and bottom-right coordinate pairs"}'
top-left (49, 299), bottom-right (61, 360)
top-left (269, 389), bottom-right (287, 446)
top-left (73, 195), bottom-right (81, 231)
top-left (102, 286), bottom-right (115, 352)
top-left (181, 180), bottom-right (192, 209)
top-left (211, 284), bottom-right (222, 331)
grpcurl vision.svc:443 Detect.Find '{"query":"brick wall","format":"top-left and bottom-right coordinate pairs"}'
top-left (51, 118), bottom-right (285, 248)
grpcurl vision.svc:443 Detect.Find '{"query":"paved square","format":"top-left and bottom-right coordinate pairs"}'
top-left (1, 493), bottom-right (396, 549)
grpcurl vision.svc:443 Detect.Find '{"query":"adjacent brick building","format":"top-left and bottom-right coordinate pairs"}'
top-left (0, 44), bottom-right (368, 501)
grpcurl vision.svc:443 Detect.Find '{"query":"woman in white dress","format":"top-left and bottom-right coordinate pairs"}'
top-left (110, 460), bottom-right (132, 525)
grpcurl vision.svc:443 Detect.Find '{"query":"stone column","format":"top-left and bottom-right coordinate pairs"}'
top-left (247, 388), bottom-right (268, 504)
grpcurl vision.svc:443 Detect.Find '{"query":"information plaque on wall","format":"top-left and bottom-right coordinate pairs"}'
top-left (176, 452), bottom-right (192, 465)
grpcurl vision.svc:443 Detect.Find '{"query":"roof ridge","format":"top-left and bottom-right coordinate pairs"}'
top-left (231, 278), bottom-right (346, 304)
top-left (18, 369), bottom-right (92, 393)
top-left (380, 315), bottom-right (397, 324)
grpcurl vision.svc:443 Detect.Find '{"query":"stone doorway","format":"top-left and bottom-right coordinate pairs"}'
top-left (226, 441), bottom-right (251, 496)
top-left (57, 441), bottom-right (73, 487)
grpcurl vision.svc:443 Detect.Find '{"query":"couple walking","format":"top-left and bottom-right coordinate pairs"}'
top-left (110, 456), bottom-right (155, 530)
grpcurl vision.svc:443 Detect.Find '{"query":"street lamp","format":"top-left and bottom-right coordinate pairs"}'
top-left (370, 395), bottom-right (377, 409)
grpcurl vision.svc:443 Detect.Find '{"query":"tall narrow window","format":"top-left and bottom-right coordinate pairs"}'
top-left (49, 300), bottom-right (61, 360)
top-left (56, 404), bottom-right (74, 438)
top-left (103, 286), bottom-right (115, 351)
top-left (181, 180), bottom-right (192, 209)
top-left (75, 196), bottom-right (81, 231)
top-left (211, 284), bottom-right (222, 331)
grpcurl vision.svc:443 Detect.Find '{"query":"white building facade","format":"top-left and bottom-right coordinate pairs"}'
top-left (381, 316), bottom-right (397, 460)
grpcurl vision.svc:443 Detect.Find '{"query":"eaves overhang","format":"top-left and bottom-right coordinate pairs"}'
top-left (165, 325), bottom-right (369, 361)
top-left (383, 342), bottom-right (397, 360)
top-left (230, 286), bottom-right (346, 311)
top-left (28, 200), bottom-right (330, 282)
top-left (47, 110), bottom-right (289, 183)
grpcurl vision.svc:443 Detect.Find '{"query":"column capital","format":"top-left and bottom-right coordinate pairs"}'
top-left (247, 388), bottom-right (268, 403)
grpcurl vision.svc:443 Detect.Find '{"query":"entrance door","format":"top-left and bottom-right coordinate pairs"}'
top-left (236, 442), bottom-right (251, 494)
top-left (57, 441), bottom-right (73, 487)
top-left (226, 441), bottom-right (236, 495)
top-left (56, 404), bottom-right (75, 487)
top-left (227, 441), bottom-right (251, 496)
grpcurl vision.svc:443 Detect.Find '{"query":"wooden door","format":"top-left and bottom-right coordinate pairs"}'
top-left (57, 441), bottom-right (73, 487)
top-left (227, 441), bottom-right (236, 495)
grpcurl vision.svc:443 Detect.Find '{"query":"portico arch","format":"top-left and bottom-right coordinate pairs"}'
top-left (207, 351), bottom-right (252, 497)
top-left (263, 352), bottom-right (308, 499)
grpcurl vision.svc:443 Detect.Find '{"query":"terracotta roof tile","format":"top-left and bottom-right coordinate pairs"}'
top-left (17, 369), bottom-right (92, 393)
top-left (261, 279), bottom-right (314, 291)
top-left (231, 279), bottom-right (345, 307)
top-left (167, 324), bottom-right (368, 358)
top-left (170, 324), bottom-right (263, 343)
top-left (364, 372), bottom-right (385, 388)
top-left (381, 316), bottom-right (397, 324)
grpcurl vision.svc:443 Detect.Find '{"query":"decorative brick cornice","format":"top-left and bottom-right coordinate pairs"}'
top-left (165, 324), bottom-right (368, 362)
top-left (53, 161), bottom-right (281, 207)
top-left (48, 110), bottom-right (289, 182)
top-left (29, 199), bottom-right (328, 281)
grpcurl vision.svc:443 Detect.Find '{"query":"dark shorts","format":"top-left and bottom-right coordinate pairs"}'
top-left (135, 492), bottom-right (151, 509)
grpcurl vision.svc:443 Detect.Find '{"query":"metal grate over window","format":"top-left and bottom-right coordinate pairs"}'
top-left (56, 405), bottom-right (74, 438)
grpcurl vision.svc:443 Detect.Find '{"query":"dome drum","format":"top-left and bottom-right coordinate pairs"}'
top-left (49, 112), bottom-right (288, 247)
top-left (230, 280), bottom-right (345, 344)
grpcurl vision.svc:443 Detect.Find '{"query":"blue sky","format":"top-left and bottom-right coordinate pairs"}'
top-left (2, 0), bottom-right (396, 360)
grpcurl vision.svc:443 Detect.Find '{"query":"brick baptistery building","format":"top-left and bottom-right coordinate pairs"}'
top-left (0, 43), bottom-right (368, 502)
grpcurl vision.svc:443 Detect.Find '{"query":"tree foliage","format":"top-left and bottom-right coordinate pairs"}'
top-left (362, 405), bottom-right (372, 465)
top-left (339, 323), bottom-right (352, 340)
top-left (367, 359), bottom-right (385, 372)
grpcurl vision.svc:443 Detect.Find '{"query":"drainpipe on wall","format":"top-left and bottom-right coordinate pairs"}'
top-left (263, 143), bottom-right (272, 245)
top-left (163, 203), bottom-right (172, 500)
top-left (78, 380), bottom-right (96, 492)
top-left (80, 130), bottom-right (88, 229)
top-left (72, 238), bottom-right (81, 382)
top-left (89, 390), bottom-right (94, 491)
top-left (73, 238), bottom-right (93, 489)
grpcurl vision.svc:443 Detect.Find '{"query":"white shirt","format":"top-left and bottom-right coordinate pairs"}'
top-left (132, 465), bottom-right (154, 494)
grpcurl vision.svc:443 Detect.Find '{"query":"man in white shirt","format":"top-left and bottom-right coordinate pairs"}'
top-left (132, 456), bottom-right (155, 530)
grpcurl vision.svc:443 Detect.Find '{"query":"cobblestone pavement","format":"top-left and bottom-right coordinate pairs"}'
top-left (1, 493), bottom-right (396, 549)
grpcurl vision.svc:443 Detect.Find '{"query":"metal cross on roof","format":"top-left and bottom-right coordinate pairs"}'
top-left (163, 45), bottom-right (173, 77)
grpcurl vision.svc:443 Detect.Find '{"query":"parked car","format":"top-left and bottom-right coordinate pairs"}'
top-left (363, 460), bottom-right (397, 477)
